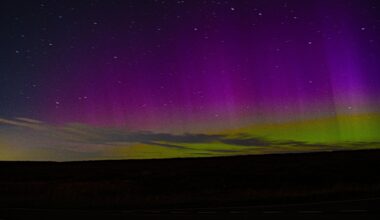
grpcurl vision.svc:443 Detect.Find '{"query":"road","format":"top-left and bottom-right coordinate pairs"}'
top-left (1, 197), bottom-right (380, 219)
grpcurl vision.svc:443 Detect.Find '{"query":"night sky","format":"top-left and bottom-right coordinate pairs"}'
top-left (1, 0), bottom-right (380, 161)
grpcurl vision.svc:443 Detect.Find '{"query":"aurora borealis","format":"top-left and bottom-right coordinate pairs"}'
top-left (1, 0), bottom-right (380, 161)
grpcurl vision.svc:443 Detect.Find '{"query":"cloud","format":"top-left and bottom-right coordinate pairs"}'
top-left (15, 118), bottom-right (43, 124)
top-left (0, 118), bottom-right (45, 130)
top-left (1, 117), bottom-right (380, 161)
top-left (221, 137), bottom-right (273, 147)
top-left (124, 132), bottom-right (225, 143)
top-left (141, 141), bottom-right (193, 150)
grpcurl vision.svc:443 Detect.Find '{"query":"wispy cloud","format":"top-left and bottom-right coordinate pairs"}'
top-left (0, 118), bottom-right (45, 130)
top-left (1, 117), bottom-right (380, 161)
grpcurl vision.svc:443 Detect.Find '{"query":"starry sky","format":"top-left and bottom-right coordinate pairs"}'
top-left (1, 0), bottom-right (380, 161)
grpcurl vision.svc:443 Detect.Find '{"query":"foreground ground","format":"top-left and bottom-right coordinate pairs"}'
top-left (1, 149), bottom-right (380, 217)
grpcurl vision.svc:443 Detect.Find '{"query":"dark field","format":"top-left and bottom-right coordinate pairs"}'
top-left (1, 149), bottom-right (380, 212)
